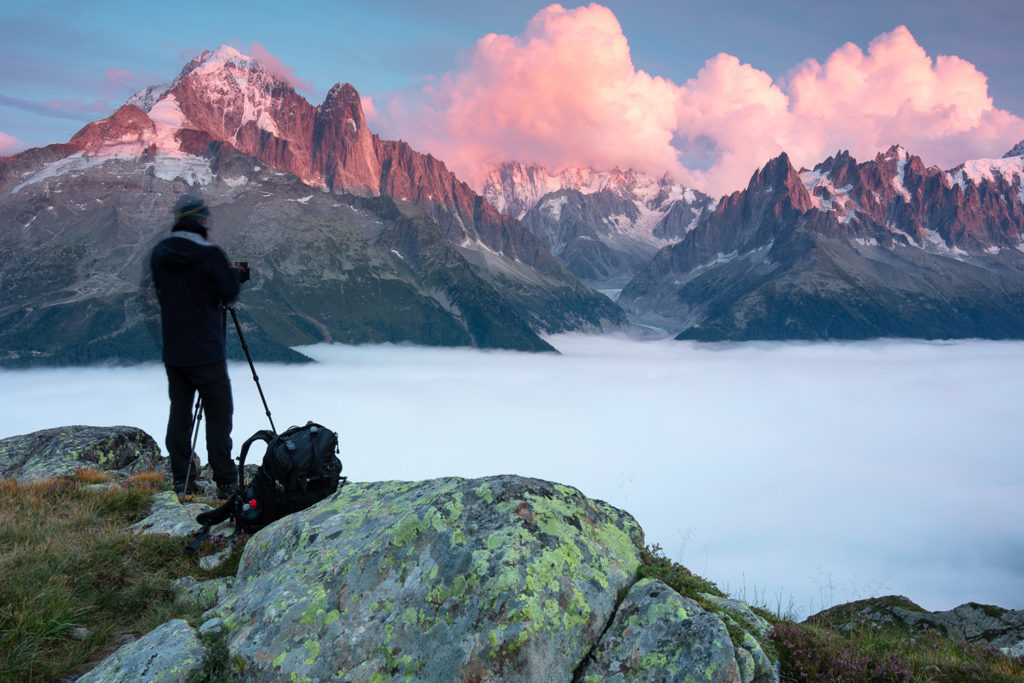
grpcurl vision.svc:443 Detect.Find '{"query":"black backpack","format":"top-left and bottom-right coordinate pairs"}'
top-left (187, 422), bottom-right (345, 553)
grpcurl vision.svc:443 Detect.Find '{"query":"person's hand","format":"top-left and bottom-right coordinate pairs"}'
top-left (234, 262), bottom-right (251, 283)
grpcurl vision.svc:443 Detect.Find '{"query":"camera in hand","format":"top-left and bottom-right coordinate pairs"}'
top-left (235, 261), bottom-right (251, 283)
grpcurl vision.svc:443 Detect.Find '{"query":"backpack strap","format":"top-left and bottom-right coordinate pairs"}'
top-left (185, 524), bottom-right (213, 556)
top-left (196, 496), bottom-right (234, 527)
top-left (237, 429), bottom-right (276, 489)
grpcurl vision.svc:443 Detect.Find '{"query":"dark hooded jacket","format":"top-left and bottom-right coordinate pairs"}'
top-left (150, 217), bottom-right (241, 366)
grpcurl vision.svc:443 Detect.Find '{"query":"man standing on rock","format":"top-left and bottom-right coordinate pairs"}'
top-left (150, 193), bottom-right (249, 499)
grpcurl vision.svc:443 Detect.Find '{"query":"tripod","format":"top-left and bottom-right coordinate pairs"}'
top-left (181, 306), bottom-right (276, 494)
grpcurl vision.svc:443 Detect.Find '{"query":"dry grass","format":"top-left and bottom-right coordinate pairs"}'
top-left (0, 470), bottom-right (241, 682)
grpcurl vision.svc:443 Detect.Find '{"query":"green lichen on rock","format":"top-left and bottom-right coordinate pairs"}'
top-left (75, 619), bottom-right (205, 683)
top-left (209, 475), bottom-right (643, 681)
top-left (77, 473), bottom-right (785, 682)
top-left (172, 576), bottom-right (235, 612)
top-left (0, 425), bottom-right (164, 483)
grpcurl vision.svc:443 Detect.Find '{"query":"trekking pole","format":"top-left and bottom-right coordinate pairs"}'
top-left (225, 305), bottom-right (277, 433)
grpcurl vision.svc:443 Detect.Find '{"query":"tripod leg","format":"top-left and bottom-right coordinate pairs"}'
top-left (226, 306), bottom-right (276, 433)
top-left (182, 397), bottom-right (203, 498)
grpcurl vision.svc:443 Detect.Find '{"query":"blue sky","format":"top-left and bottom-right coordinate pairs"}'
top-left (2, 1), bottom-right (1023, 192)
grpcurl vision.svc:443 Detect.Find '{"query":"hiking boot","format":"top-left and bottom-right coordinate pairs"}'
top-left (174, 480), bottom-right (201, 496)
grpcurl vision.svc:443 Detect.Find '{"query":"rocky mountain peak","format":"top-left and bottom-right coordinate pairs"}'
top-left (879, 144), bottom-right (910, 162)
top-left (320, 83), bottom-right (366, 132)
top-left (176, 45), bottom-right (265, 84)
top-left (324, 82), bottom-right (361, 106)
top-left (1004, 139), bottom-right (1024, 158)
top-left (749, 152), bottom-right (812, 213)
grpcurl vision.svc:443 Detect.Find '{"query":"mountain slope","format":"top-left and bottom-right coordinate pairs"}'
top-left (0, 147), bottom-right (565, 365)
top-left (618, 146), bottom-right (1024, 340)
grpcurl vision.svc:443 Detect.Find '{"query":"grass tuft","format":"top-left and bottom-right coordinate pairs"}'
top-left (637, 543), bottom-right (724, 599)
top-left (74, 468), bottom-right (113, 484)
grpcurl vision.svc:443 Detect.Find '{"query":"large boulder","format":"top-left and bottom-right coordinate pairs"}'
top-left (79, 475), bottom-right (780, 682)
top-left (0, 425), bottom-right (164, 482)
top-left (213, 475), bottom-right (644, 681)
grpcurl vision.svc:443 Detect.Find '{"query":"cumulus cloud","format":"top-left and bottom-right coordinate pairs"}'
top-left (367, 4), bottom-right (1024, 196)
top-left (249, 42), bottom-right (315, 94)
top-left (0, 131), bottom-right (22, 156)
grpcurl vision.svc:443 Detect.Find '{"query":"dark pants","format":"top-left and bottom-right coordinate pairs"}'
top-left (165, 361), bottom-right (237, 488)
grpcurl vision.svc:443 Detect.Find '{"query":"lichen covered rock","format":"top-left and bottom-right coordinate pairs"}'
top-left (579, 577), bottom-right (745, 682)
top-left (129, 491), bottom-right (214, 537)
top-left (75, 619), bottom-right (204, 683)
top-left (212, 475), bottom-right (644, 681)
top-left (0, 425), bottom-right (163, 482)
top-left (701, 593), bottom-right (777, 682)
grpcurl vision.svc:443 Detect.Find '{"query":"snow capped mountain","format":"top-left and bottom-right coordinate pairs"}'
top-left (0, 46), bottom-right (626, 365)
top-left (483, 161), bottom-right (714, 289)
top-left (619, 144), bottom-right (1024, 339)
top-left (483, 162), bottom-right (696, 221)
top-left (8, 45), bottom-right (574, 275)
top-left (946, 156), bottom-right (1024, 204)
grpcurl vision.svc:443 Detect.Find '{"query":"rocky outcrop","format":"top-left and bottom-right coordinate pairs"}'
top-left (82, 474), bottom-right (778, 682)
top-left (808, 595), bottom-right (1024, 657)
top-left (0, 425), bottom-right (163, 482)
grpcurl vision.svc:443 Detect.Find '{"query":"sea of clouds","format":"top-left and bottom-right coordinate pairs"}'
top-left (2, 333), bottom-right (1022, 618)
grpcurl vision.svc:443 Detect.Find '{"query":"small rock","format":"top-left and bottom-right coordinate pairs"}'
top-left (172, 576), bottom-right (235, 612)
top-left (129, 492), bottom-right (213, 538)
top-left (1002, 639), bottom-right (1024, 658)
top-left (199, 545), bottom-right (233, 570)
top-left (198, 618), bottom-right (222, 636)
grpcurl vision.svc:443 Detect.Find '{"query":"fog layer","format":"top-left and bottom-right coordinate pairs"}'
top-left (1, 334), bottom-right (1021, 617)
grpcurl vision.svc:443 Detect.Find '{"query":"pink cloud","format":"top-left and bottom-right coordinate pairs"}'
top-left (0, 132), bottom-right (22, 157)
top-left (369, 4), bottom-right (683, 187)
top-left (784, 26), bottom-right (1021, 171)
top-left (104, 68), bottom-right (153, 95)
top-left (249, 42), bottom-right (314, 94)
top-left (369, 6), bottom-right (1024, 197)
top-left (43, 97), bottom-right (113, 117)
